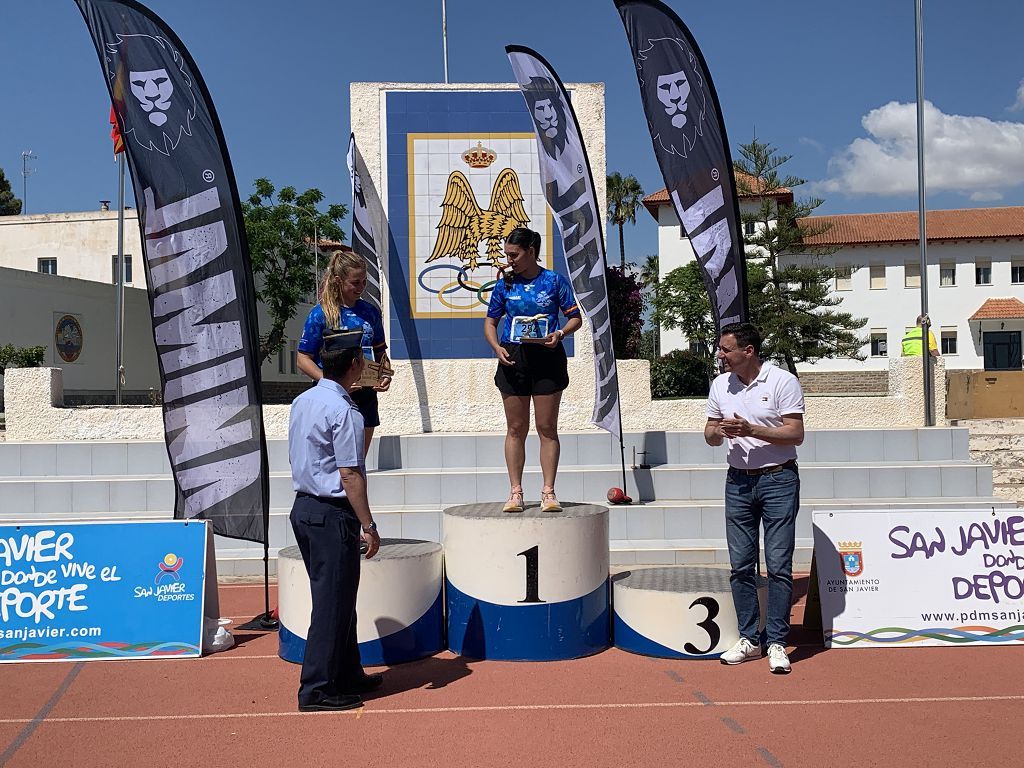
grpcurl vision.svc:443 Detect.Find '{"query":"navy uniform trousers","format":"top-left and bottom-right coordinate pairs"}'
top-left (290, 492), bottom-right (364, 706)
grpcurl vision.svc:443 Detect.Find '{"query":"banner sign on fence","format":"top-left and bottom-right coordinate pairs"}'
top-left (0, 521), bottom-right (206, 663)
top-left (813, 508), bottom-right (1024, 648)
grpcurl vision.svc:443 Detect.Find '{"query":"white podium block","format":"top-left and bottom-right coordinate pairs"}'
top-left (444, 502), bottom-right (609, 660)
top-left (613, 566), bottom-right (767, 659)
top-left (278, 539), bottom-right (444, 666)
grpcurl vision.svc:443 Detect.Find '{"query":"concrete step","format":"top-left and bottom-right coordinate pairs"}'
top-left (968, 449), bottom-right (1024, 467)
top-left (957, 418), bottom-right (1024, 434)
top-left (0, 461), bottom-right (994, 516)
top-left (0, 427), bottom-right (973, 477)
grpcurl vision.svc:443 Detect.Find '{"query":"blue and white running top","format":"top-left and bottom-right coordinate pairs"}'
top-left (486, 268), bottom-right (579, 345)
top-left (298, 300), bottom-right (386, 367)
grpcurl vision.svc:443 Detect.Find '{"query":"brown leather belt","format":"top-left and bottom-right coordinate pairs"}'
top-left (729, 459), bottom-right (798, 476)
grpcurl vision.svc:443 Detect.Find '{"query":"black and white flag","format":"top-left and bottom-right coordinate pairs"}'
top-left (347, 134), bottom-right (382, 312)
top-left (617, 0), bottom-right (748, 330)
top-left (76, 0), bottom-right (269, 543)
top-left (506, 46), bottom-right (620, 437)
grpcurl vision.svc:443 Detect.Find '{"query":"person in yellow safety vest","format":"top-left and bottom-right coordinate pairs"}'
top-left (901, 314), bottom-right (940, 357)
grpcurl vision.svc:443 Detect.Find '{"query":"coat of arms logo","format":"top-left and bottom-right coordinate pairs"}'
top-left (839, 541), bottom-right (864, 578)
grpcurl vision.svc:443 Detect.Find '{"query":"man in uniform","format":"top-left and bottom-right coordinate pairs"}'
top-left (704, 323), bottom-right (805, 675)
top-left (288, 328), bottom-right (382, 711)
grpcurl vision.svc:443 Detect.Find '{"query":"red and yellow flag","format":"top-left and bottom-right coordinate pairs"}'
top-left (110, 106), bottom-right (124, 156)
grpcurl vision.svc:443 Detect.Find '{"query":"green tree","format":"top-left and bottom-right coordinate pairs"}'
top-left (0, 168), bottom-right (22, 215)
top-left (735, 138), bottom-right (867, 373)
top-left (651, 260), bottom-right (716, 361)
top-left (606, 172), bottom-right (644, 269)
top-left (0, 344), bottom-right (45, 375)
top-left (242, 179), bottom-right (347, 363)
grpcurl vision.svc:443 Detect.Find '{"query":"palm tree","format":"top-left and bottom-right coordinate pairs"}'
top-left (606, 172), bottom-right (644, 269)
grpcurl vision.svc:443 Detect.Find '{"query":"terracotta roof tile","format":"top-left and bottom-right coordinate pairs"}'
top-left (799, 207), bottom-right (1024, 246)
top-left (642, 170), bottom-right (792, 219)
top-left (969, 297), bottom-right (1024, 321)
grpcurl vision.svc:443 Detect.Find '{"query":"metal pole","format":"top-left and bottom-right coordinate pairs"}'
top-left (441, 0), bottom-right (449, 84)
top-left (915, 0), bottom-right (933, 426)
top-left (114, 154), bottom-right (126, 409)
top-left (20, 150), bottom-right (36, 215)
top-left (115, 153), bottom-right (126, 404)
top-left (313, 217), bottom-right (319, 292)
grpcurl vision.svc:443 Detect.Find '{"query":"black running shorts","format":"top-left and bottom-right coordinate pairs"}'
top-left (494, 342), bottom-right (569, 397)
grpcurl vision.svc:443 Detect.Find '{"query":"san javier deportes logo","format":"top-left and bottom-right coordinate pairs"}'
top-left (133, 552), bottom-right (196, 603)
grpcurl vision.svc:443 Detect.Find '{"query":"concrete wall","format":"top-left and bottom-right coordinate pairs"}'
top-left (0, 210), bottom-right (145, 287)
top-left (4, 355), bottom-right (946, 441)
top-left (947, 371), bottom-right (1024, 419)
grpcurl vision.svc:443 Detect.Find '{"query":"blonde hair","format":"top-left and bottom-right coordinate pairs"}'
top-left (320, 251), bottom-right (367, 329)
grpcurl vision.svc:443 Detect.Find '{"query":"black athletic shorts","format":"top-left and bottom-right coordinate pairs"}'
top-left (494, 342), bottom-right (569, 397)
top-left (350, 387), bottom-right (380, 428)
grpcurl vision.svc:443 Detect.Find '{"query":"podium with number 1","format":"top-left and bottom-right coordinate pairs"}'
top-left (443, 502), bottom-right (609, 661)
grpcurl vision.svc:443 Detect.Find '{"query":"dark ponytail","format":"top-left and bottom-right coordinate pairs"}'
top-left (503, 227), bottom-right (542, 286)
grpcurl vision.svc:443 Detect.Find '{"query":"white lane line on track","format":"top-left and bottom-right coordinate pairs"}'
top-left (3, 695), bottom-right (1023, 723)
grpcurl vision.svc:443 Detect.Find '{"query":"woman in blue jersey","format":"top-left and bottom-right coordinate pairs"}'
top-left (297, 251), bottom-right (390, 457)
top-left (485, 227), bottom-right (583, 514)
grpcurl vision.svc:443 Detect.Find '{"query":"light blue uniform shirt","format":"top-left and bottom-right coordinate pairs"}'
top-left (288, 379), bottom-right (366, 498)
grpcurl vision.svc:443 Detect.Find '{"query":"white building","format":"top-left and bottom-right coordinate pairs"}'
top-left (644, 186), bottom-right (1024, 382)
top-left (0, 208), bottom-right (317, 404)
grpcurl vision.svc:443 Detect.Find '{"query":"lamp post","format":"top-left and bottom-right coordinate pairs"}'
top-left (21, 150), bottom-right (37, 215)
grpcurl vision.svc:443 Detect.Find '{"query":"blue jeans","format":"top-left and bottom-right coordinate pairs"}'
top-left (724, 464), bottom-right (800, 647)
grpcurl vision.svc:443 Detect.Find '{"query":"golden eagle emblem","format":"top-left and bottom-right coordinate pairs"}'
top-left (427, 168), bottom-right (529, 271)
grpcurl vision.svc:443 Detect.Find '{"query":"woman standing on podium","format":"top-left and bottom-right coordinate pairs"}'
top-left (484, 227), bottom-right (582, 514)
top-left (297, 251), bottom-right (390, 457)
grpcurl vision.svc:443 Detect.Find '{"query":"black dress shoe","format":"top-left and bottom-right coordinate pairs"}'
top-left (342, 672), bottom-right (383, 694)
top-left (298, 694), bottom-right (363, 712)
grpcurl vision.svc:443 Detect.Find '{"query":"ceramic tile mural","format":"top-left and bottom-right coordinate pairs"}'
top-left (384, 90), bottom-right (571, 360)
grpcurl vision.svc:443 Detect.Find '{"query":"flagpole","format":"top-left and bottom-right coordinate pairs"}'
top-left (915, 0), bottom-right (933, 426)
top-left (115, 151), bottom-right (126, 405)
top-left (441, 0), bottom-right (449, 83)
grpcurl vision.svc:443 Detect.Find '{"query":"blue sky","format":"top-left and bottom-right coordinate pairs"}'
top-left (2, 0), bottom-right (1023, 264)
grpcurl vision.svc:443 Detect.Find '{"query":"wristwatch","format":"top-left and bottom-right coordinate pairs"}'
top-left (555, 329), bottom-right (566, 340)
top-left (362, 521), bottom-right (378, 534)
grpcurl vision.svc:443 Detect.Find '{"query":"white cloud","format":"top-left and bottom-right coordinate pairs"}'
top-left (798, 136), bottom-right (824, 154)
top-left (1009, 79), bottom-right (1024, 112)
top-left (812, 100), bottom-right (1024, 201)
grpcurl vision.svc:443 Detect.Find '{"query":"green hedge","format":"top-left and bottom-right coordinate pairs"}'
top-left (650, 350), bottom-right (713, 398)
top-left (0, 344), bottom-right (46, 376)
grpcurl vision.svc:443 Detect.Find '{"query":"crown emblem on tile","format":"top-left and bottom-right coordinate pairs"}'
top-left (462, 141), bottom-right (497, 169)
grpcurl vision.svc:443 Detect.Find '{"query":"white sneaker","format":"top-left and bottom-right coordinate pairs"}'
top-left (720, 637), bottom-right (763, 665)
top-left (767, 643), bottom-right (791, 674)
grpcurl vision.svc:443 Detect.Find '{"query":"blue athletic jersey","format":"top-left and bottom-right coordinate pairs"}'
top-left (298, 300), bottom-right (386, 367)
top-left (487, 268), bottom-right (580, 344)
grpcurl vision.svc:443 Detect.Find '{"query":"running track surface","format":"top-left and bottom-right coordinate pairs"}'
top-left (2, 577), bottom-right (1022, 768)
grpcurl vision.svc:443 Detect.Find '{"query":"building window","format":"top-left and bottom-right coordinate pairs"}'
top-left (976, 261), bottom-right (992, 285)
top-left (278, 344), bottom-right (287, 374)
top-left (688, 341), bottom-right (703, 355)
top-left (289, 341), bottom-right (298, 375)
top-left (743, 221), bottom-right (755, 236)
top-left (904, 262), bottom-right (920, 288)
top-left (37, 258), bottom-right (57, 275)
top-left (835, 265), bottom-right (852, 291)
top-left (941, 328), bottom-right (958, 355)
top-left (939, 263), bottom-right (956, 287)
top-left (111, 255), bottom-right (133, 284)
top-left (1012, 261), bottom-right (1024, 284)
top-left (870, 264), bottom-right (886, 290)
top-left (870, 330), bottom-right (888, 358)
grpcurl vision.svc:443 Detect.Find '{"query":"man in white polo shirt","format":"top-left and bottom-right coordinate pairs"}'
top-left (704, 322), bottom-right (805, 674)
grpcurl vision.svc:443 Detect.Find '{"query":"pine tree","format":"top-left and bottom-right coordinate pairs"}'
top-left (0, 168), bottom-right (22, 215)
top-left (735, 139), bottom-right (866, 374)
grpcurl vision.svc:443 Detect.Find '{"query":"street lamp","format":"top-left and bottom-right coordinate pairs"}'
top-left (21, 150), bottom-right (37, 215)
